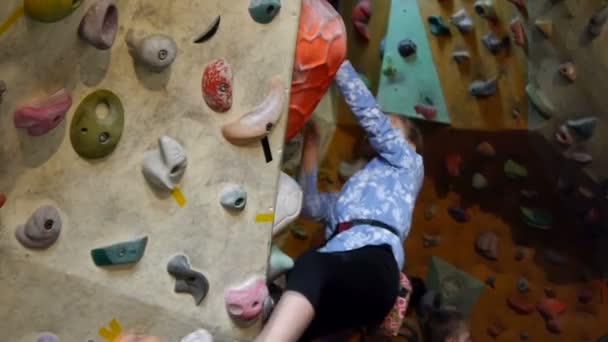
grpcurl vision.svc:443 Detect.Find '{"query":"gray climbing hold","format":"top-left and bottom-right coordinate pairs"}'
top-left (476, 231), bottom-right (498, 260)
top-left (220, 185), bottom-right (247, 211)
top-left (126, 29), bottom-right (178, 73)
top-left (180, 329), bottom-right (214, 342)
top-left (542, 249), bottom-right (567, 266)
top-left (423, 233), bottom-right (441, 248)
top-left (588, 6), bottom-right (608, 37)
top-left (472, 172), bottom-right (488, 190)
top-left (0, 80), bottom-right (6, 104)
top-left (515, 247), bottom-right (526, 261)
top-left (482, 33), bottom-right (510, 54)
top-left (517, 277), bottom-right (530, 293)
top-left (398, 39), bottom-right (417, 58)
top-left (470, 78), bottom-right (498, 98)
top-left (167, 254), bottom-right (210, 305)
top-left (450, 8), bottom-right (474, 33)
top-left (452, 50), bottom-right (470, 63)
top-left (36, 334), bottom-right (59, 342)
top-left (15, 205), bottom-right (62, 249)
top-left (474, 0), bottom-right (497, 20)
top-left (566, 117), bottom-right (598, 140)
top-left (428, 16), bottom-right (451, 36)
top-left (249, 0), bottom-right (281, 24)
top-left (78, 0), bottom-right (118, 50)
top-left (568, 152), bottom-right (593, 165)
top-left (526, 84), bottom-right (555, 118)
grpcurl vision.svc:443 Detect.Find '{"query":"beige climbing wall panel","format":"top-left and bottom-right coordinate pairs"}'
top-left (0, 0), bottom-right (300, 340)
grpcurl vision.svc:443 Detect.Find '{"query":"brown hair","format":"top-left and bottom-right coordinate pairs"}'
top-left (423, 308), bottom-right (468, 342)
top-left (387, 114), bottom-right (424, 153)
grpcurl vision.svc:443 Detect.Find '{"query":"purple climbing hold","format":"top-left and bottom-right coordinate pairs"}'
top-left (37, 334), bottom-right (59, 342)
top-left (448, 206), bottom-right (470, 223)
top-left (398, 39), bottom-right (417, 58)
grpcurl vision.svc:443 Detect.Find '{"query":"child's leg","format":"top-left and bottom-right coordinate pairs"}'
top-left (255, 291), bottom-right (315, 342)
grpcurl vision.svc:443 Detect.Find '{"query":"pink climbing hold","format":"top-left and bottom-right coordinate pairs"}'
top-left (559, 62), bottom-right (576, 82)
top-left (202, 59), bottom-right (233, 113)
top-left (555, 125), bottom-right (574, 146)
top-left (414, 104), bottom-right (438, 120)
top-left (476, 141), bottom-right (496, 157)
top-left (510, 17), bottom-right (526, 46)
top-left (14, 88), bottom-right (72, 136)
top-left (352, 0), bottom-right (371, 42)
top-left (445, 153), bottom-right (463, 177)
top-left (225, 277), bottom-right (269, 323)
top-left (0, 193), bottom-right (6, 208)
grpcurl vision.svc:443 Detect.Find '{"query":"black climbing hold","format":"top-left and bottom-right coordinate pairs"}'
top-left (194, 15), bottom-right (221, 43)
top-left (398, 39), bottom-right (417, 58)
top-left (261, 136), bottom-right (272, 163)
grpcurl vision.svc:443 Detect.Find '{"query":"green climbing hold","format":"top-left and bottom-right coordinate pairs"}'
top-left (290, 226), bottom-right (308, 240)
top-left (504, 159), bottom-right (527, 180)
top-left (249, 0), bottom-right (281, 24)
top-left (382, 54), bottom-right (398, 78)
top-left (268, 245), bottom-right (294, 280)
top-left (70, 89), bottom-right (125, 159)
top-left (91, 236), bottom-right (148, 266)
top-left (428, 16), bottom-right (451, 36)
top-left (526, 84), bottom-right (555, 118)
top-left (24, 0), bottom-right (83, 23)
top-left (520, 207), bottom-right (553, 230)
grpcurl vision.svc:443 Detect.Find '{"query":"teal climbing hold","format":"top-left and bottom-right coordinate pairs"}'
top-left (504, 159), bottom-right (528, 179)
top-left (91, 236), bottom-right (148, 266)
top-left (428, 16), bottom-right (451, 36)
top-left (520, 207), bottom-right (553, 230)
top-left (249, 0), bottom-right (281, 24)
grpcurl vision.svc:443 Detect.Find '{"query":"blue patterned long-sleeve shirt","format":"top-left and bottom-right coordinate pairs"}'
top-left (300, 61), bottom-right (424, 269)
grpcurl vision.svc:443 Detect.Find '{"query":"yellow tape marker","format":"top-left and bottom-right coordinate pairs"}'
top-left (255, 213), bottom-right (275, 223)
top-left (171, 187), bottom-right (187, 207)
top-left (0, 6), bottom-right (24, 37)
top-left (98, 318), bottom-right (122, 342)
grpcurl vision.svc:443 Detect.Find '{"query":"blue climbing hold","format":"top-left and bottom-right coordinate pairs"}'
top-left (398, 39), bottom-right (417, 58)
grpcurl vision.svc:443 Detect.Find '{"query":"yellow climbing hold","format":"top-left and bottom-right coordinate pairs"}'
top-left (0, 6), bottom-right (24, 37)
top-left (98, 318), bottom-right (122, 342)
top-left (535, 19), bottom-right (553, 38)
top-left (256, 213), bottom-right (275, 223)
top-left (171, 187), bottom-right (187, 207)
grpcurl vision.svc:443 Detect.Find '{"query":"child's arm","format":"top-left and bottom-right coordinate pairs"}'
top-left (334, 60), bottom-right (418, 169)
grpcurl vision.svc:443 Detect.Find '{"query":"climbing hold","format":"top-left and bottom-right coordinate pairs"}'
top-left (78, 0), bottom-right (118, 50)
top-left (469, 78), bottom-right (498, 98)
top-left (398, 39), bottom-right (417, 58)
top-left (272, 171), bottom-right (303, 236)
top-left (535, 19), bottom-right (553, 38)
top-left (0, 80), bottom-right (6, 104)
top-left (538, 298), bottom-right (567, 320)
top-left (352, 0), bottom-right (371, 41)
top-left (382, 54), bottom-right (398, 78)
top-left (116, 335), bottom-right (162, 342)
top-left (482, 33), bottom-right (510, 54)
top-left (414, 104), bottom-right (438, 120)
top-left (512, 108), bottom-right (521, 119)
top-left (194, 15), bottom-right (220, 43)
top-left (36, 334), bottom-right (59, 342)
top-left (142, 136), bottom-right (187, 192)
top-left (14, 88), bottom-right (72, 136)
top-left (566, 117), bottom-right (598, 140)
top-left (338, 159), bottom-right (366, 180)
top-left (487, 324), bottom-right (504, 338)
top-left (507, 294), bottom-right (536, 314)
top-left (24, 0), bottom-right (83, 22)
top-left (474, 0), bottom-right (497, 20)
top-left (448, 206), bottom-right (470, 223)
top-left (126, 29), bottom-right (177, 73)
top-left (578, 288), bottom-right (593, 304)
top-left (544, 287), bottom-right (556, 298)
top-left (485, 276), bottom-right (496, 289)
top-left (578, 186), bottom-right (594, 199)
top-left (450, 9), bottom-right (474, 33)
top-left (555, 125), bottom-right (574, 146)
top-left (181, 329), bottom-right (213, 342)
top-left (0, 193), bottom-right (6, 208)
top-left (379, 37), bottom-right (386, 59)
top-left (588, 6), bottom-right (608, 37)
top-left (222, 75), bottom-right (285, 146)
top-left (510, 17), bottom-right (527, 46)
top-left (70, 89), bottom-right (124, 159)
top-left (472, 173), bottom-right (488, 190)
top-left (546, 319), bottom-right (562, 334)
top-left (167, 254), bottom-right (209, 305)
top-left (91, 236), bottom-right (148, 267)
top-left (515, 247), bottom-right (526, 261)
top-left (290, 226), bottom-right (308, 240)
top-left (567, 152), bottom-right (592, 165)
top-left (517, 277), bottom-right (530, 293)
top-left (220, 185), bottom-right (247, 211)
top-left (475, 231), bottom-right (498, 260)
top-left (15, 205), bottom-right (62, 249)
top-left (268, 245), bottom-right (294, 280)
top-left (249, 0), bottom-right (281, 24)
top-left (445, 153), bottom-right (463, 177)
top-left (476, 142), bottom-right (496, 157)
top-left (526, 84), bottom-right (555, 118)
top-left (425, 204), bottom-right (438, 221)
top-left (423, 233), bottom-right (441, 248)
top-left (542, 249), bottom-right (567, 265)
top-left (520, 207), bottom-right (552, 230)
top-left (225, 277), bottom-right (269, 324)
top-left (559, 62), bottom-right (576, 83)
top-left (428, 16), bottom-right (451, 36)
top-left (452, 49), bottom-right (470, 63)
top-left (202, 59), bottom-right (233, 113)
top-left (504, 159), bottom-right (527, 179)
top-left (507, 0), bottom-right (526, 11)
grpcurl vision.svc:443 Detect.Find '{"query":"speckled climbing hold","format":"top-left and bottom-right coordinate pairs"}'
top-left (352, 0), bottom-right (371, 41)
top-left (538, 298), bottom-right (567, 320)
top-left (78, 0), bottom-right (118, 50)
top-left (414, 104), bottom-right (438, 120)
top-left (469, 78), bottom-right (498, 98)
top-left (448, 206), bottom-right (470, 223)
top-left (220, 185), bottom-right (247, 211)
top-left (526, 84), bottom-right (555, 118)
top-left (15, 205), bottom-right (62, 249)
top-left (567, 117), bottom-right (598, 140)
top-left (578, 288), bottom-right (593, 304)
top-left (475, 231), bottom-right (498, 260)
top-left (24, 0), bottom-right (83, 22)
top-left (482, 33), bottom-right (510, 54)
top-left (588, 6), bottom-right (608, 37)
top-left (126, 29), bottom-right (177, 73)
top-left (558, 62), bottom-right (576, 83)
top-left (428, 16), bottom-right (451, 36)
top-left (180, 329), bottom-right (213, 342)
top-left (398, 39), bottom-right (417, 58)
top-left (382, 54), bottom-right (398, 78)
top-left (91, 236), bottom-right (148, 267)
top-left (445, 153), bottom-right (463, 177)
top-left (450, 9), bottom-right (474, 33)
top-left (535, 19), bottom-right (553, 38)
top-left (517, 277), bottom-right (530, 293)
top-left (423, 233), bottom-right (441, 248)
top-left (520, 207), bottom-right (552, 230)
top-left (70, 89), bottom-right (124, 159)
top-left (36, 334), bottom-right (59, 342)
top-left (194, 15), bottom-right (220, 43)
top-left (202, 59), bottom-right (233, 113)
top-left (507, 294), bottom-right (535, 314)
top-left (142, 136), bottom-right (187, 192)
top-left (249, 0), bottom-right (281, 24)
top-left (485, 276), bottom-right (496, 289)
top-left (476, 142), bottom-right (496, 157)
top-left (0, 193), bottom-right (6, 208)
top-left (225, 277), bottom-right (269, 324)
top-left (273, 171), bottom-right (303, 236)
top-left (567, 152), bottom-right (593, 165)
top-left (452, 49), bottom-right (470, 63)
top-left (425, 204), bottom-right (438, 221)
top-left (504, 159), bottom-right (527, 180)
top-left (472, 173), bottom-right (488, 190)
top-left (555, 125), bottom-right (574, 146)
top-left (14, 88), bottom-right (72, 136)
top-left (167, 254), bottom-right (209, 305)
top-left (474, 0), bottom-right (497, 20)
top-left (268, 245), bottom-right (294, 280)
top-left (223, 75), bottom-right (285, 146)
top-left (510, 17), bottom-right (526, 46)
top-left (290, 226), bottom-right (308, 240)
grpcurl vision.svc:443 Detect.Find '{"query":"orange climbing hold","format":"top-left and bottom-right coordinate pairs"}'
top-left (286, 0), bottom-right (347, 141)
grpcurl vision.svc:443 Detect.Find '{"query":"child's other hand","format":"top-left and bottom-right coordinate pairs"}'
top-left (303, 120), bottom-right (321, 149)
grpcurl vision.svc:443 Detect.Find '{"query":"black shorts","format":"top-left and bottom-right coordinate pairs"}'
top-left (286, 244), bottom-right (400, 341)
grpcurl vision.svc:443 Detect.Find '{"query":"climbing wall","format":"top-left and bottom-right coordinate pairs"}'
top-left (0, 0), bottom-right (300, 340)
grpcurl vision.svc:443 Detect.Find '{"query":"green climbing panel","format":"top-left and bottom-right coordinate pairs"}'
top-left (377, 0), bottom-right (451, 124)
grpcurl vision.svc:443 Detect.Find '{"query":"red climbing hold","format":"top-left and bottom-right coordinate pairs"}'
top-left (352, 0), bottom-right (371, 42)
top-left (537, 298), bottom-right (567, 320)
top-left (202, 59), bottom-right (233, 113)
top-left (445, 153), bottom-right (463, 177)
top-left (0, 193), bottom-right (6, 208)
top-left (507, 294), bottom-right (536, 315)
top-left (414, 104), bottom-right (438, 120)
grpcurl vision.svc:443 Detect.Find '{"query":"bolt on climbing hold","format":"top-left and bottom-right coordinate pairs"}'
top-left (398, 39), bottom-right (417, 58)
top-left (268, 245), bottom-right (294, 280)
top-left (520, 207), bottom-right (552, 230)
top-left (126, 29), bottom-right (177, 73)
top-left (202, 59), bottom-right (233, 113)
top-left (24, 0), bottom-right (83, 22)
top-left (476, 231), bottom-right (498, 260)
top-left (423, 233), bottom-right (441, 248)
top-left (15, 205), bottom-right (62, 249)
top-left (567, 152), bottom-right (593, 165)
top-left (352, 0), bottom-right (371, 41)
top-left (526, 84), bottom-right (555, 118)
top-left (249, 0), bottom-right (281, 24)
top-left (482, 33), bottom-right (510, 54)
top-left (566, 117), bottom-right (597, 140)
top-left (555, 125), bottom-right (574, 146)
top-left (474, 0), bottom-right (497, 20)
top-left (70, 89), bottom-right (124, 159)
top-left (142, 136), bottom-right (188, 192)
top-left (452, 49), bottom-right (470, 63)
top-left (36, 334), bottom-right (60, 342)
top-left (222, 76), bottom-right (285, 146)
top-left (450, 9), bottom-right (474, 33)
top-left (382, 54), bottom-right (398, 78)
top-left (476, 141), bottom-right (495, 157)
top-left (194, 15), bottom-right (220, 43)
top-left (445, 153), bottom-right (463, 177)
top-left (469, 78), bottom-right (498, 98)
top-left (428, 16), bottom-right (451, 36)
top-left (510, 17), bottom-right (526, 46)
top-left (425, 204), bottom-right (438, 221)
top-left (535, 19), bottom-right (553, 38)
top-left (181, 329), bottom-right (214, 342)
top-left (14, 88), bottom-right (72, 136)
top-left (414, 104), bottom-right (438, 120)
top-left (448, 206), bottom-right (470, 223)
top-left (508, 294), bottom-right (536, 315)
top-left (91, 236), bottom-right (148, 267)
top-left (290, 226), bottom-right (308, 240)
top-left (588, 5), bottom-right (608, 37)
top-left (225, 277), bottom-right (269, 325)
top-left (0, 193), bottom-right (6, 208)
top-left (220, 185), bottom-right (247, 211)
top-left (79, 0), bottom-right (118, 50)
top-left (517, 277), bottom-right (530, 293)
top-left (558, 62), bottom-right (576, 82)
top-left (167, 254), bottom-right (210, 305)
top-left (273, 171), bottom-right (303, 236)
top-left (504, 159), bottom-right (527, 179)
top-left (472, 173), bottom-right (488, 190)
top-left (485, 276), bottom-right (496, 289)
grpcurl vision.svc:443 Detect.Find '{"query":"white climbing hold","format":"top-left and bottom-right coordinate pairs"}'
top-left (181, 329), bottom-right (214, 342)
top-left (450, 9), bottom-right (474, 33)
top-left (142, 136), bottom-right (187, 191)
top-left (535, 19), bottom-right (553, 38)
top-left (272, 171), bottom-right (303, 237)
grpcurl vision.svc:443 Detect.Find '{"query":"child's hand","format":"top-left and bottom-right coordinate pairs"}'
top-left (303, 120), bottom-right (321, 150)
